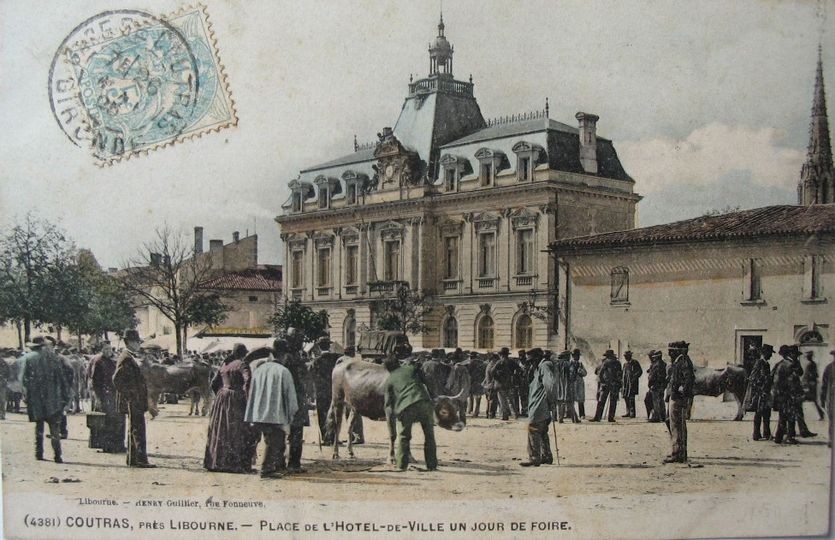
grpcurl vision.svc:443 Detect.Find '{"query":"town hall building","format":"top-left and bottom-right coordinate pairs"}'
top-left (275, 15), bottom-right (640, 350)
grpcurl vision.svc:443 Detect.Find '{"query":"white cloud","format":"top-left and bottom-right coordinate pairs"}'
top-left (618, 123), bottom-right (805, 196)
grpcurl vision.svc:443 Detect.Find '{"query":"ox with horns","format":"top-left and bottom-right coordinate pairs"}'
top-left (325, 358), bottom-right (465, 463)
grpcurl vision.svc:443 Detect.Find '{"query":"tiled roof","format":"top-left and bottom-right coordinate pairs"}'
top-left (550, 205), bottom-right (835, 250)
top-left (202, 266), bottom-right (282, 291)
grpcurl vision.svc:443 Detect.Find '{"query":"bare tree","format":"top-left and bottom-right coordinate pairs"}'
top-left (119, 226), bottom-right (219, 358)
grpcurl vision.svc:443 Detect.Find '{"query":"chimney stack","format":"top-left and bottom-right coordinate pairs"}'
top-left (232, 231), bottom-right (240, 243)
top-left (194, 226), bottom-right (204, 255)
top-left (575, 112), bottom-right (599, 174)
top-left (209, 239), bottom-right (223, 251)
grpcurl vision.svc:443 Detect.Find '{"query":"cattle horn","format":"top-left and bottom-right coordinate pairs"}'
top-left (439, 386), bottom-right (467, 402)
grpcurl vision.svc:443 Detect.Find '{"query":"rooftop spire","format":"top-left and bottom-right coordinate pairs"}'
top-left (428, 8), bottom-right (453, 76)
top-left (798, 46), bottom-right (834, 204)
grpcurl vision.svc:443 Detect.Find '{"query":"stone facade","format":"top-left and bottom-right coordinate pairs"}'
top-left (275, 16), bottom-right (639, 350)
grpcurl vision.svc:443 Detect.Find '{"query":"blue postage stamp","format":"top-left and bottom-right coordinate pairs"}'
top-left (48, 5), bottom-right (237, 166)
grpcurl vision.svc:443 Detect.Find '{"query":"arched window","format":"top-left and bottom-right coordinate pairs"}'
top-left (477, 316), bottom-right (494, 349)
top-left (443, 316), bottom-right (458, 348)
top-left (515, 314), bottom-right (532, 349)
top-left (344, 314), bottom-right (356, 349)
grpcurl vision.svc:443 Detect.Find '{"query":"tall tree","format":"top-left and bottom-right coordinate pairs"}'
top-left (374, 283), bottom-right (434, 335)
top-left (183, 292), bottom-right (229, 347)
top-left (0, 214), bottom-right (76, 344)
top-left (119, 226), bottom-right (218, 358)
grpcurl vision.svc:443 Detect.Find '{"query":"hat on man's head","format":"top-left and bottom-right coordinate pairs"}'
top-left (469, 351), bottom-right (479, 359)
top-left (29, 336), bottom-right (46, 349)
top-left (499, 347), bottom-right (510, 356)
top-left (624, 350), bottom-right (633, 358)
top-left (648, 350), bottom-right (662, 360)
top-left (557, 350), bottom-right (571, 360)
top-left (572, 348), bottom-right (581, 355)
top-left (778, 344), bottom-right (792, 356)
top-left (668, 341), bottom-right (689, 350)
top-left (603, 349), bottom-right (617, 359)
top-left (272, 338), bottom-right (289, 353)
top-left (760, 344), bottom-right (775, 354)
top-left (123, 329), bottom-right (142, 343)
top-left (527, 347), bottom-right (543, 358)
top-left (789, 345), bottom-right (801, 358)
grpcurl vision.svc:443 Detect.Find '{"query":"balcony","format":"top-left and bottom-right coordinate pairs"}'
top-left (477, 277), bottom-right (497, 289)
top-left (514, 275), bottom-right (535, 287)
top-left (442, 279), bottom-right (460, 293)
top-left (368, 280), bottom-right (409, 294)
top-left (290, 288), bottom-right (304, 300)
top-left (316, 286), bottom-right (331, 296)
top-left (344, 285), bottom-right (358, 295)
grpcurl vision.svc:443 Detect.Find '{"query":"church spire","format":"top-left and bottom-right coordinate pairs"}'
top-left (799, 46), bottom-right (834, 205)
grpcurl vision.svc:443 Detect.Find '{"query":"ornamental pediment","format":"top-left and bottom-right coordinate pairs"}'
top-left (286, 234), bottom-right (307, 250)
top-left (471, 211), bottom-right (500, 232)
top-left (438, 219), bottom-right (464, 236)
top-left (339, 226), bottom-right (360, 244)
top-left (509, 207), bottom-right (539, 229)
top-left (511, 140), bottom-right (545, 157)
top-left (312, 233), bottom-right (334, 248)
top-left (378, 220), bottom-right (405, 240)
top-left (288, 179), bottom-right (315, 199)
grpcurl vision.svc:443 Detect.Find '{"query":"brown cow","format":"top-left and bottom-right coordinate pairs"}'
top-left (687, 364), bottom-right (747, 420)
top-left (141, 360), bottom-right (213, 418)
top-left (325, 358), bottom-right (464, 463)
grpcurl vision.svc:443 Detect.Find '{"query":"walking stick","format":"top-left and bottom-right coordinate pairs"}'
top-left (551, 415), bottom-right (561, 466)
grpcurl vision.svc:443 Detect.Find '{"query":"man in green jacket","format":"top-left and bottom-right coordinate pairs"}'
top-left (384, 355), bottom-right (437, 471)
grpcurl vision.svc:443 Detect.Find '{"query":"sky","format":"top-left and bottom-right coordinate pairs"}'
top-left (0, 0), bottom-right (831, 267)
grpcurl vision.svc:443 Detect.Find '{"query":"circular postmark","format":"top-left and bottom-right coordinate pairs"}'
top-left (48, 10), bottom-right (199, 161)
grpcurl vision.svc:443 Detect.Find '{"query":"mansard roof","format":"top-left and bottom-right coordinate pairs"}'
top-left (550, 204), bottom-right (835, 250)
top-left (443, 117), bottom-right (579, 146)
top-left (301, 147), bottom-right (376, 173)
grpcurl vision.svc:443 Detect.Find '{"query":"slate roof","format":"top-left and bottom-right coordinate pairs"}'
top-left (442, 117), bottom-right (579, 147)
top-left (301, 148), bottom-right (376, 173)
top-left (202, 266), bottom-right (282, 291)
top-left (550, 205), bottom-right (835, 250)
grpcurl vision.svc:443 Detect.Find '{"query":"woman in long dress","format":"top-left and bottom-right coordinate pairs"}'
top-left (204, 344), bottom-right (252, 473)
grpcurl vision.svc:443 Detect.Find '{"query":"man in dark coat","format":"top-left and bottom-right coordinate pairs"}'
top-left (802, 350), bottom-right (825, 420)
top-left (772, 344), bottom-right (799, 445)
top-left (520, 351), bottom-right (557, 467)
top-left (788, 346), bottom-right (816, 438)
top-left (590, 350), bottom-right (622, 422)
top-left (483, 353), bottom-right (500, 418)
top-left (492, 347), bottom-right (521, 420)
top-left (644, 350), bottom-right (667, 422)
top-left (89, 342), bottom-right (126, 453)
top-left (278, 338), bottom-right (310, 473)
top-left (750, 343), bottom-right (774, 441)
top-left (22, 337), bottom-right (71, 462)
top-left (516, 349), bottom-right (529, 416)
top-left (112, 330), bottom-right (155, 468)
top-left (569, 349), bottom-right (587, 418)
top-left (821, 349), bottom-right (835, 447)
top-left (311, 339), bottom-right (343, 445)
top-left (621, 351), bottom-right (643, 418)
top-left (664, 341), bottom-right (695, 463)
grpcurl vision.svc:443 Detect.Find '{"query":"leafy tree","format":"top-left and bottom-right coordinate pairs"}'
top-left (119, 226), bottom-right (219, 358)
top-left (374, 283), bottom-right (434, 335)
top-left (0, 214), bottom-right (76, 345)
top-left (269, 298), bottom-right (329, 344)
top-left (184, 292), bottom-right (229, 340)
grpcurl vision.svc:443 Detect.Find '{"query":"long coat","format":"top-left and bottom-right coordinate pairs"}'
top-left (244, 360), bottom-right (298, 427)
top-left (622, 359), bottom-right (643, 397)
top-left (553, 358), bottom-right (572, 402)
top-left (598, 358), bottom-right (623, 391)
top-left (113, 350), bottom-right (148, 414)
top-left (569, 360), bottom-right (587, 400)
top-left (21, 350), bottom-right (70, 422)
top-left (527, 359), bottom-right (559, 423)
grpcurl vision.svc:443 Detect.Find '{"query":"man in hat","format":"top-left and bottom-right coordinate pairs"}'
top-left (383, 353), bottom-right (437, 471)
top-left (569, 349), bottom-right (587, 418)
top-left (276, 338), bottom-right (311, 474)
top-left (554, 350), bottom-right (575, 423)
top-left (463, 351), bottom-right (485, 418)
top-left (492, 347), bottom-right (520, 420)
top-left (21, 337), bottom-right (71, 462)
top-left (664, 341), bottom-right (695, 463)
top-left (621, 351), bottom-right (643, 418)
top-left (446, 350), bottom-right (471, 425)
top-left (820, 349), bottom-right (835, 447)
top-left (749, 344), bottom-right (774, 440)
top-left (516, 349), bottom-right (529, 416)
top-left (788, 346), bottom-right (816, 438)
top-left (772, 345), bottom-right (799, 444)
top-left (591, 350), bottom-right (622, 422)
top-left (89, 342), bottom-right (126, 453)
top-left (113, 330), bottom-right (155, 468)
top-left (520, 349), bottom-right (558, 467)
top-left (244, 339), bottom-right (298, 478)
top-left (644, 350), bottom-right (667, 422)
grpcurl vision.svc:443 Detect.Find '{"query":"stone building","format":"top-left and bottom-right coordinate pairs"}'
top-left (275, 15), bottom-right (639, 350)
top-left (549, 205), bottom-right (835, 367)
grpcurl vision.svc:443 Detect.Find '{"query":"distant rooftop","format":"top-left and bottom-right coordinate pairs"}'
top-left (202, 265), bottom-right (282, 291)
top-left (550, 205), bottom-right (835, 250)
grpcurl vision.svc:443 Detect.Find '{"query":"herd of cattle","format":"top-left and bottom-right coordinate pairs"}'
top-left (1, 346), bottom-right (789, 452)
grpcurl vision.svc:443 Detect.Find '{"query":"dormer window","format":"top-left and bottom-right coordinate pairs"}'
top-left (314, 175), bottom-right (341, 210)
top-left (439, 154), bottom-right (471, 192)
top-left (474, 148), bottom-right (505, 188)
top-left (512, 141), bottom-right (544, 183)
top-left (287, 179), bottom-right (315, 214)
top-left (342, 170), bottom-right (369, 206)
top-left (292, 193), bottom-right (302, 212)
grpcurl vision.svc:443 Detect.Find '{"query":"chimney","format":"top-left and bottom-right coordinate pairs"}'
top-left (150, 253), bottom-right (162, 267)
top-left (232, 231), bottom-right (240, 243)
top-left (209, 239), bottom-right (223, 251)
top-left (194, 226), bottom-right (204, 254)
top-left (575, 112), bottom-right (599, 174)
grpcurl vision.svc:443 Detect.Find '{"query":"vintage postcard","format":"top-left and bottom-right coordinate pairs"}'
top-left (0, 1), bottom-right (833, 539)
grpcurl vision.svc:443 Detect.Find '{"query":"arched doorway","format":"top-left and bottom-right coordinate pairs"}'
top-left (477, 315), bottom-right (494, 349)
top-left (515, 314), bottom-right (532, 349)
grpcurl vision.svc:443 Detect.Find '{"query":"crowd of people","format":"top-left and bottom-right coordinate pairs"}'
top-left (2, 331), bottom-right (833, 478)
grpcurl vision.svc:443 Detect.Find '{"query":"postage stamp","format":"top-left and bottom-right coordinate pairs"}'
top-left (48, 4), bottom-right (237, 166)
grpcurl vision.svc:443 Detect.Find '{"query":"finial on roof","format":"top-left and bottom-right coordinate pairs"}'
top-left (469, 73), bottom-right (473, 84)
top-left (438, 3), bottom-right (445, 36)
top-left (353, 134), bottom-right (358, 152)
top-left (545, 97), bottom-right (550, 118)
